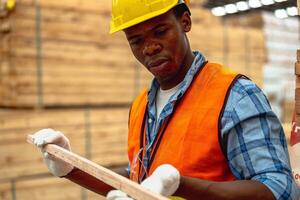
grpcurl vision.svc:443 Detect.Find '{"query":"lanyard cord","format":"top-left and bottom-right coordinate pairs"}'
top-left (138, 104), bottom-right (176, 182)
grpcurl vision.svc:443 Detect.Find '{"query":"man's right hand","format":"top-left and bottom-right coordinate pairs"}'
top-left (32, 128), bottom-right (74, 177)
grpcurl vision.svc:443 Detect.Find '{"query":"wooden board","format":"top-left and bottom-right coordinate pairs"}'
top-left (0, 2), bottom-right (141, 108)
top-left (26, 135), bottom-right (168, 200)
top-left (295, 88), bottom-right (300, 115)
top-left (0, 182), bottom-right (12, 200)
top-left (296, 114), bottom-right (300, 126)
top-left (295, 62), bottom-right (300, 75)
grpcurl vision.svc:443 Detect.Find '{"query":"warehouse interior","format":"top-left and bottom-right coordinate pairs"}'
top-left (0, 0), bottom-right (299, 199)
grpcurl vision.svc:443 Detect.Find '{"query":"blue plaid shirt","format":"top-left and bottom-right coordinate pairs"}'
top-left (140, 51), bottom-right (300, 199)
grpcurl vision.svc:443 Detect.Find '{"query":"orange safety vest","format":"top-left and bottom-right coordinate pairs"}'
top-left (128, 62), bottom-right (241, 183)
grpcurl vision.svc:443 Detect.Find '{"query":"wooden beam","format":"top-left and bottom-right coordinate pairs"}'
top-left (295, 62), bottom-right (300, 75)
top-left (26, 135), bottom-right (168, 200)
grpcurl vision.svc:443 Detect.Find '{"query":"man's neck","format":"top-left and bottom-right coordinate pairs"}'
top-left (159, 50), bottom-right (195, 90)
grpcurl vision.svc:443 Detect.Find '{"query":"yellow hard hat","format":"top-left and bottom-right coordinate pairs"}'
top-left (169, 196), bottom-right (186, 200)
top-left (110, 0), bottom-right (190, 34)
top-left (6, 0), bottom-right (15, 11)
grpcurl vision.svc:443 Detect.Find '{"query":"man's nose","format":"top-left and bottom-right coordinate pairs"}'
top-left (142, 43), bottom-right (162, 56)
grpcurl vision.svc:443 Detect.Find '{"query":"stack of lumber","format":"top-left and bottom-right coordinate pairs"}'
top-left (0, 108), bottom-right (129, 199)
top-left (296, 0), bottom-right (300, 126)
top-left (0, 108), bottom-right (129, 180)
top-left (296, 50), bottom-right (300, 125)
top-left (224, 12), bottom-right (264, 29)
top-left (189, 8), bottom-right (266, 87)
top-left (0, 0), bottom-right (144, 108)
top-left (0, 177), bottom-right (107, 200)
top-left (228, 11), bottom-right (300, 123)
top-left (262, 12), bottom-right (299, 122)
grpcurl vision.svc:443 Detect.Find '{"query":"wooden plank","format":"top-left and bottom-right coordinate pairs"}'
top-left (0, 140), bottom-right (125, 171)
top-left (1, 94), bottom-right (133, 107)
top-left (296, 76), bottom-right (300, 89)
top-left (295, 62), bottom-right (300, 75)
top-left (12, 3), bottom-right (108, 22)
top-left (0, 108), bottom-right (129, 179)
top-left (9, 73), bottom-right (136, 84)
top-left (18, 0), bottom-right (111, 13)
top-left (282, 101), bottom-right (294, 123)
top-left (10, 43), bottom-right (133, 63)
top-left (9, 55), bottom-right (136, 70)
top-left (88, 189), bottom-right (107, 200)
top-left (295, 88), bottom-right (300, 115)
top-left (15, 178), bottom-right (83, 200)
top-left (296, 114), bottom-right (300, 126)
top-left (0, 108), bottom-right (128, 130)
top-left (190, 8), bottom-right (221, 25)
top-left (0, 183), bottom-right (12, 200)
top-left (26, 135), bottom-right (168, 200)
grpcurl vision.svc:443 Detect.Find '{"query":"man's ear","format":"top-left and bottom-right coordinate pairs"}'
top-left (180, 11), bottom-right (192, 32)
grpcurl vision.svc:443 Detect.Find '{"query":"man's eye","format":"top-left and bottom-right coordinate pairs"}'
top-left (155, 28), bottom-right (167, 36)
top-left (130, 38), bottom-right (142, 45)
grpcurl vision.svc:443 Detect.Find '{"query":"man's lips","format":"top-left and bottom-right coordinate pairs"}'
top-left (147, 58), bottom-right (169, 68)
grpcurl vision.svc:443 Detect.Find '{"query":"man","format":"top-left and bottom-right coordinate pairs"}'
top-left (32, 0), bottom-right (300, 199)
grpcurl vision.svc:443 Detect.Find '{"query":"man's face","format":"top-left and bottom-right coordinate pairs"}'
top-left (124, 10), bottom-right (191, 87)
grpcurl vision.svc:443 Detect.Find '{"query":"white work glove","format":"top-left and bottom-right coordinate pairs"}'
top-left (106, 164), bottom-right (180, 200)
top-left (106, 190), bottom-right (133, 200)
top-left (32, 128), bottom-right (74, 177)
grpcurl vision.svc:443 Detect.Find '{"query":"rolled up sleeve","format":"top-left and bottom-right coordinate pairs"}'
top-left (221, 79), bottom-right (300, 200)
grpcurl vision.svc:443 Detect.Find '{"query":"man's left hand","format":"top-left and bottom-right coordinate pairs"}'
top-left (106, 164), bottom-right (180, 199)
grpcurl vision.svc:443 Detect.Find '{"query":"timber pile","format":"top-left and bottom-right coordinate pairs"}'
top-left (224, 11), bottom-right (299, 123)
top-left (296, 51), bottom-right (300, 125)
top-left (296, 0), bottom-right (300, 125)
top-left (263, 13), bottom-right (299, 122)
top-left (0, 108), bottom-right (129, 180)
top-left (0, 0), bottom-right (142, 108)
top-left (189, 8), bottom-right (266, 87)
top-left (0, 177), bottom-right (106, 200)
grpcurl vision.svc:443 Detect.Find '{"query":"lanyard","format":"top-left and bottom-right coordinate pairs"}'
top-left (137, 105), bottom-right (175, 182)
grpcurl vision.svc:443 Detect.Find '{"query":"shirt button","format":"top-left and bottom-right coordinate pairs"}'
top-left (148, 118), bottom-right (153, 123)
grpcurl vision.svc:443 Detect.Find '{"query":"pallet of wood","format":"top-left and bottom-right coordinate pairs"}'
top-left (0, 1), bottom-right (149, 108)
top-left (189, 8), bottom-right (266, 87)
top-left (0, 176), bottom-right (106, 200)
top-left (0, 107), bottom-right (129, 181)
top-left (295, 50), bottom-right (300, 125)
